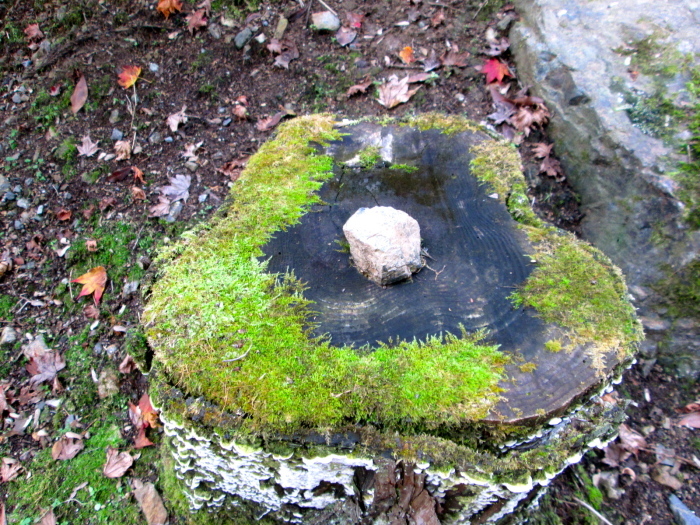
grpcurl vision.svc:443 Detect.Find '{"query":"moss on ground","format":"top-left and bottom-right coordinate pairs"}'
top-left (145, 115), bottom-right (508, 434)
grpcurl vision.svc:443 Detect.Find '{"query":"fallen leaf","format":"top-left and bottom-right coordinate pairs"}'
top-left (108, 166), bottom-right (132, 183)
top-left (0, 502), bottom-right (5, 525)
top-left (103, 447), bottom-right (133, 478)
top-left (24, 337), bottom-right (66, 386)
top-left (51, 434), bottom-right (84, 461)
top-left (532, 142), bottom-right (554, 159)
top-left (406, 72), bottom-right (432, 83)
top-left (77, 135), bottom-right (99, 157)
top-left (49, 85), bottom-right (61, 97)
top-left (132, 479), bottom-right (168, 525)
top-left (0, 457), bottom-right (22, 482)
top-left (345, 12), bottom-right (364, 28)
top-left (119, 355), bottom-right (137, 374)
top-left (440, 46), bottom-right (470, 68)
top-left (84, 303), bottom-right (99, 319)
top-left (430, 9), bottom-right (445, 27)
top-left (196, 0), bottom-right (211, 15)
top-left (216, 158), bottom-right (247, 181)
top-left (166, 105), bottom-right (188, 132)
top-left (510, 105), bottom-right (550, 136)
top-left (82, 205), bottom-right (95, 219)
top-left (256, 111), bottom-right (287, 131)
top-left (114, 140), bottom-right (132, 161)
top-left (131, 186), bottom-right (147, 200)
top-left (139, 394), bottom-right (159, 428)
top-left (652, 466), bottom-right (683, 490)
top-left (486, 37), bottom-right (510, 57)
top-left (271, 39), bottom-right (299, 69)
top-left (481, 58), bottom-right (513, 83)
top-left (618, 423), bottom-right (646, 456)
top-left (620, 467), bottom-right (636, 481)
top-left (678, 400), bottom-right (700, 413)
top-left (399, 46), bottom-right (416, 64)
top-left (602, 442), bottom-right (628, 468)
top-left (70, 75), bottom-right (88, 114)
top-left (157, 0), bottom-right (183, 19)
top-left (336, 26), bottom-right (357, 47)
top-left (56, 208), bottom-right (72, 221)
top-left (182, 142), bottom-right (203, 162)
top-left (117, 66), bottom-right (142, 89)
top-left (160, 174), bottom-right (191, 202)
top-left (233, 104), bottom-right (248, 120)
top-left (540, 156), bottom-right (564, 181)
top-left (134, 427), bottom-right (155, 449)
top-left (39, 510), bottom-right (56, 525)
top-left (148, 195), bottom-right (171, 218)
top-left (132, 166), bottom-right (145, 184)
top-left (0, 385), bottom-right (7, 415)
top-left (678, 412), bottom-right (700, 428)
top-left (24, 24), bottom-right (43, 41)
top-left (99, 197), bottom-right (117, 211)
top-left (186, 9), bottom-right (207, 34)
top-left (72, 266), bottom-right (108, 305)
top-left (376, 75), bottom-right (421, 109)
top-left (346, 78), bottom-right (373, 98)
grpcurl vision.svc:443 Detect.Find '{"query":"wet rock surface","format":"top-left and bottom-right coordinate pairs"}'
top-left (511, 0), bottom-right (700, 377)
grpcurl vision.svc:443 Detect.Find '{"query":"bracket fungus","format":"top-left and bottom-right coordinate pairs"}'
top-left (144, 114), bottom-right (642, 523)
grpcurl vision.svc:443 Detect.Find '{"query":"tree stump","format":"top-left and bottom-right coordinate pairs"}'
top-left (145, 115), bottom-right (642, 524)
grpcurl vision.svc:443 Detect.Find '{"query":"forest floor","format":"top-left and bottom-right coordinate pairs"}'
top-left (0, 0), bottom-right (698, 524)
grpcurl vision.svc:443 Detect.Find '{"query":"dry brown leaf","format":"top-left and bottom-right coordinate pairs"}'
top-left (83, 304), bottom-right (100, 319)
top-left (24, 24), bottom-right (44, 40)
top-left (51, 434), bottom-right (84, 461)
top-left (134, 427), bottom-right (155, 449)
top-left (440, 46), bottom-right (470, 67)
top-left (532, 143), bottom-right (554, 159)
top-left (618, 423), bottom-right (647, 456)
top-left (132, 166), bottom-right (145, 184)
top-left (132, 479), bottom-right (169, 525)
top-left (196, 0), bottom-right (211, 15)
top-left (256, 111), bottom-right (286, 131)
top-left (157, 0), bottom-right (182, 18)
top-left (539, 156), bottom-right (564, 181)
top-left (678, 412), bottom-right (700, 428)
top-left (272, 40), bottom-right (299, 69)
top-left (0, 385), bottom-right (8, 415)
top-left (160, 174), bottom-right (191, 202)
top-left (336, 26), bottom-right (357, 47)
top-left (186, 9), bottom-right (207, 34)
top-left (0, 457), bottom-right (22, 482)
top-left (399, 46), bottom-right (416, 64)
top-left (602, 442), bottom-right (629, 468)
top-left (0, 501), bottom-right (6, 525)
top-left (24, 337), bottom-right (65, 386)
top-left (108, 166), bottom-right (132, 183)
top-left (148, 195), bottom-right (171, 218)
top-left (99, 197), bottom-right (117, 211)
top-left (131, 186), bottom-right (147, 200)
top-left (103, 447), bottom-right (133, 478)
top-left (376, 75), bottom-right (421, 109)
top-left (430, 9), bottom-right (445, 27)
top-left (346, 78), bottom-right (373, 98)
top-left (39, 509), bottom-right (56, 525)
top-left (119, 355), bottom-right (137, 374)
top-left (72, 266), bottom-right (108, 305)
top-left (56, 208), bottom-right (72, 221)
top-left (77, 135), bottom-right (99, 157)
top-left (114, 140), bottom-right (131, 161)
top-left (182, 142), bottom-right (203, 162)
top-left (652, 466), bottom-right (683, 490)
top-left (70, 75), bottom-right (88, 114)
top-left (233, 104), bottom-right (248, 120)
top-left (166, 105), bottom-right (187, 132)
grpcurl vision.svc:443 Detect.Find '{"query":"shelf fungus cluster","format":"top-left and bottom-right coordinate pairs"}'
top-left (144, 115), bottom-right (642, 524)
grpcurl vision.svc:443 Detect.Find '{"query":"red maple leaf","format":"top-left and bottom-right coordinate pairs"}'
top-left (481, 58), bottom-right (513, 84)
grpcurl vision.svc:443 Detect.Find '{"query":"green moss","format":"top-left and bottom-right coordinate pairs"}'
top-left (656, 260), bottom-right (700, 317)
top-left (545, 339), bottom-right (563, 353)
top-left (357, 145), bottom-right (381, 169)
top-left (404, 113), bottom-right (483, 135)
top-left (146, 115), bottom-right (507, 434)
top-left (519, 362), bottom-right (537, 373)
top-left (7, 421), bottom-right (144, 525)
top-left (0, 293), bottom-right (17, 321)
top-left (389, 163), bottom-right (419, 173)
top-left (30, 89), bottom-right (70, 129)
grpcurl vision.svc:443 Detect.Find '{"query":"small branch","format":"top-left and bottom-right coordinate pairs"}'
top-left (330, 389), bottom-right (353, 398)
top-left (472, 0), bottom-right (489, 20)
top-left (425, 264), bottom-right (446, 280)
top-left (571, 497), bottom-right (614, 525)
top-left (316, 0), bottom-right (337, 16)
top-left (223, 345), bottom-right (251, 362)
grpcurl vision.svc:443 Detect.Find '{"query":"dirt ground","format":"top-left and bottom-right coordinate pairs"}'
top-left (0, 0), bottom-right (697, 523)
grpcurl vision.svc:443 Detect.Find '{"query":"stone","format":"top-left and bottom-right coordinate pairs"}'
top-left (343, 206), bottom-right (422, 286)
top-left (111, 128), bottom-right (123, 141)
top-left (511, 0), bottom-right (700, 377)
top-left (234, 27), bottom-right (253, 49)
top-left (1, 326), bottom-right (17, 345)
top-left (669, 494), bottom-right (700, 525)
top-left (311, 11), bottom-right (340, 31)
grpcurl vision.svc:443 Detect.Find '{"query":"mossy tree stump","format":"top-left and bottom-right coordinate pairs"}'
top-left (145, 115), bottom-right (642, 524)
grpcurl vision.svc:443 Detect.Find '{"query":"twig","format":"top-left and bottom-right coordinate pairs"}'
top-left (223, 345), bottom-right (251, 362)
top-left (571, 497), bottom-right (614, 525)
top-left (130, 222), bottom-right (145, 250)
top-left (304, 0), bottom-right (315, 27)
top-left (472, 0), bottom-right (489, 20)
top-left (330, 389), bottom-right (353, 398)
top-left (425, 264), bottom-right (446, 280)
top-left (316, 0), bottom-right (337, 16)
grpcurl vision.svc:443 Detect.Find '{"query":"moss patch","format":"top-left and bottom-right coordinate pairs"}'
top-left (145, 115), bottom-right (507, 434)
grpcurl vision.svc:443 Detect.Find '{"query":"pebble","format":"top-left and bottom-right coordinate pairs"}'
top-left (16, 198), bottom-right (29, 209)
top-left (0, 175), bottom-right (9, 192)
top-left (12, 93), bottom-right (23, 104)
top-left (218, 107), bottom-right (227, 114)
top-left (93, 342), bottom-right (103, 355)
top-left (235, 27), bottom-right (253, 49)
top-left (185, 161), bottom-right (199, 172)
top-left (222, 118), bottom-right (232, 127)
top-left (149, 62), bottom-right (159, 72)
top-left (669, 494), bottom-right (700, 525)
top-left (122, 281), bottom-right (139, 296)
top-left (109, 109), bottom-right (120, 124)
top-left (104, 344), bottom-right (119, 357)
top-left (198, 193), bottom-right (208, 203)
top-left (149, 132), bottom-right (161, 144)
top-left (14, 220), bottom-right (24, 230)
top-left (4, 192), bottom-right (16, 201)
top-left (165, 200), bottom-right (183, 222)
top-left (208, 23), bottom-right (222, 40)
top-left (111, 128), bottom-right (123, 141)
top-left (0, 326), bottom-right (17, 345)
top-left (312, 11), bottom-right (341, 31)
top-left (24, 178), bottom-right (33, 186)
top-left (164, 136), bottom-right (174, 143)
top-left (12, 185), bottom-right (21, 193)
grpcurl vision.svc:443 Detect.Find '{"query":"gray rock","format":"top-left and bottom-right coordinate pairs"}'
top-left (198, 193), bottom-right (208, 203)
top-left (185, 161), bottom-right (198, 173)
top-left (312, 11), bottom-right (341, 31)
top-left (11, 93), bottom-right (23, 104)
top-left (109, 109), bottom-right (120, 124)
top-left (234, 27), bottom-right (253, 49)
top-left (343, 206), bottom-right (422, 286)
top-left (669, 494), bottom-right (700, 525)
top-left (511, 0), bottom-right (700, 377)
top-left (222, 118), bottom-right (232, 127)
top-left (208, 23), bottom-right (222, 40)
top-left (0, 175), bottom-right (9, 193)
top-left (122, 280), bottom-right (140, 297)
top-left (165, 200), bottom-right (183, 223)
top-left (149, 132), bottom-right (161, 144)
top-left (111, 128), bottom-right (123, 141)
top-left (149, 62), bottom-right (159, 73)
top-left (14, 220), bottom-right (24, 230)
top-left (16, 198), bottom-right (29, 209)
top-left (0, 326), bottom-right (17, 345)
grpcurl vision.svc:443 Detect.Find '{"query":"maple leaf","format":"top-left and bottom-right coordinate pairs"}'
top-left (72, 266), bottom-right (108, 305)
top-left (346, 78), bottom-right (373, 98)
top-left (216, 157), bottom-right (248, 182)
top-left (51, 434), bottom-right (84, 461)
top-left (148, 195), bottom-right (171, 218)
top-left (160, 174), bottom-right (191, 202)
top-left (166, 105), bottom-right (187, 132)
top-left (77, 135), bottom-right (99, 157)
top-left (256, 111), bottom-right (287, 132)
top-left (70, 75), bottom-right (88, 114)
top-left (103, 447), bottom-right (133, 478)
top-left (131, 186), bottom-right (146, 200)
top-left (186, 9), bottom-right (207, 34)
top-left (182, 141), bottom-right (203, 162)
top-left (481, 58), bottom-right (513, 83)
top-left (440, 46), bottom-right (470, 68)
top-left (532, 143), bottom-right (554, 159)
top-left (618, 423), bottom-right (646, 456)
top-left (376, 75), bottom-right (421, 109)
top-left (26, 352), bottom-right (66, 385)
top-left (24, 24), bottom-right (43, 41)
top-left (157, 0), bottom-right (183, 19)
top-left (133, 166), bottom-right (145, 184)
top-left (83, 303), bottom-right (99, 319)
top-left (114, 140), bottom-right (132, 161)
top-left (399, 46), bottom-right (416, 64)
top-left (117, 66), bottom-right (142, 89)
top-left (0, 457), bottom-right (22, 483)
top-left (539, 156), bottom-right (564, 181)
top-left (271, 40), bottom-right (299, 69)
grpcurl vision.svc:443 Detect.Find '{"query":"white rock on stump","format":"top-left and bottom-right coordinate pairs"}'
top-left (343, 206), bottom-right (422, 286)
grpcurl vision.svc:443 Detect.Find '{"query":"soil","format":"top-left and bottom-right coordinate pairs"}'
top-left (0, 0), bottom-right (696, 524)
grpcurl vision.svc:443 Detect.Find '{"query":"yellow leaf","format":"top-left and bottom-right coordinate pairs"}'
top-left (117, 66), bottom-right (142, 89)
top-left (157, 0), bottom-right (182, 19)
top-left (71, 266), bottom-right (107, 305)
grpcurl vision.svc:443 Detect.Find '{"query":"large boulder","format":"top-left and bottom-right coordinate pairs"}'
top-left (510, 0), bottom-right (700, 376)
